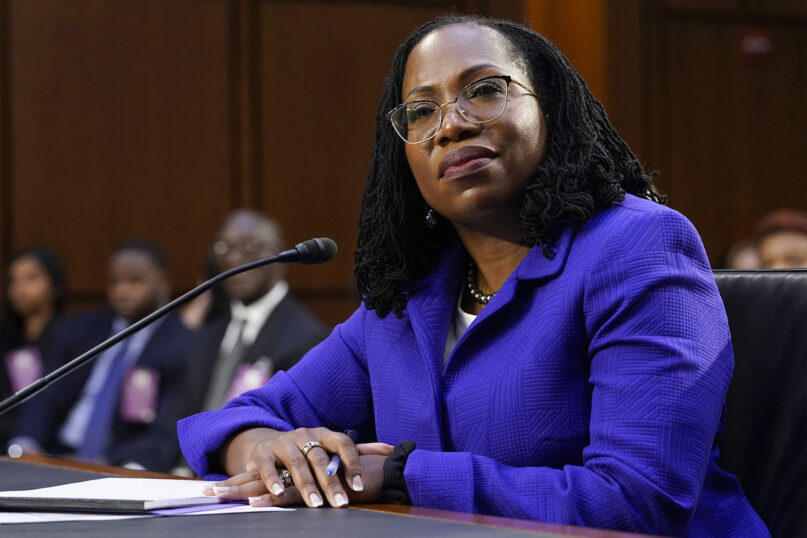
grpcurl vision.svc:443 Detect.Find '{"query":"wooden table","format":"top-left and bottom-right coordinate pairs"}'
top-left (1, 454), bottom-right (658, 537)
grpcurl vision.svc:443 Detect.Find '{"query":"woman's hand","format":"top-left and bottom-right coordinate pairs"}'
top-left (202, 427), bottom-right (393, 509)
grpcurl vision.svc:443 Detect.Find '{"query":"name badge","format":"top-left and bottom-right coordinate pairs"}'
top-left (225, 357), bottom-right (273, 402)
top-left (119, 368), bottom-right (160, 423)
top-left (4, 347), bottom-right (43, 393)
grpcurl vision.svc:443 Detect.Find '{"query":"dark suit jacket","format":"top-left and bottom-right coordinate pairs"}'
top-left (184, 292), bottom-right (329, 417)
top-left (13, 308), bottom-right (194, 471)
top-left (0, 317), bottom-right (63, 446)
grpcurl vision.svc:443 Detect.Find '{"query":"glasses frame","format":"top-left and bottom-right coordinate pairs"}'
top-left (387, 75), bottom-right (537, 145)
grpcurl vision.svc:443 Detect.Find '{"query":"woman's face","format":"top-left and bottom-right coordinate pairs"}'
top-left (7, 257), bottom-right (55, 318)
top-left (401, 23), bottom-right (546, 238)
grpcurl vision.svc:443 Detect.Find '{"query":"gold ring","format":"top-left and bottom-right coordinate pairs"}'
top-left (301, 441), bottom-right (325, 457)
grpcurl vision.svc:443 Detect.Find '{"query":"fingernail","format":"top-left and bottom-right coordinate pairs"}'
top-left (249, 495), bottom-right (270, 506)
top-left (334, 492), bottom-right (348, 507)
top-left (309, 492), bottom-right (323, 507)
top-left (213, 486), bottom-right (231, 496)
top-left (201, 484), bottom-right (214, 495)
top-left (352, 475), bottom-right (364, 492)
top-left (272, 483), bottom-right (284, 496)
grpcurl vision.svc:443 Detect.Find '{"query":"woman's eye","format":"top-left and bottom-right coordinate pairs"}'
top-left (406, 105), bottom-right (437, 123)
top-left (467, 81), bottom-right (505, 99)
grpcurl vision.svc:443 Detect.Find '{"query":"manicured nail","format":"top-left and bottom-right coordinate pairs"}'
top-left (333, 492), bottom-right (348, 507)
top-left (201, 484), bottom-right (214, 495)
top-left (249, 495), bottom-right (270, 506)
top-left (352, 475), bottom-right (364, 492)
top-left (213, 486), bottom-right (231, 496)
top-left (271, 483), bottom-right (284, 496)
top-left (309, 492), bottom-right (323, 507)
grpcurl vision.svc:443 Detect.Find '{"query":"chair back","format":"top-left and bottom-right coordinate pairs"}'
top-left (714, 269), bottom-right (807, 537)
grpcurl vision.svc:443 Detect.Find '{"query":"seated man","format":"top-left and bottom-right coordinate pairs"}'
top-left (184, 210), bottom-right (330, 415)
top-left (8, 239), bottom-right (193, 471)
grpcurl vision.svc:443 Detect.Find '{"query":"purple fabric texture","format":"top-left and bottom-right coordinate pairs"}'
top-left (178, 195), bottom-right (768, 536)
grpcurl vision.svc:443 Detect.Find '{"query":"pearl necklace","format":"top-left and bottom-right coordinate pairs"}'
top-left (466, 262), bottom-right (496, 305)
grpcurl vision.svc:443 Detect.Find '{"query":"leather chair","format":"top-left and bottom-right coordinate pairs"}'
top-left (713, 270), bottom-right (807, 537)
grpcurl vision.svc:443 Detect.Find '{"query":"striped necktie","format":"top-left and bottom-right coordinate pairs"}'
top-left (203, 317), bottom-right (249, 411)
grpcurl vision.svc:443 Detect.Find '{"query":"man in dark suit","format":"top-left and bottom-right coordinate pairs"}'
top-left (8, 239), bottom-right (193, 472)
top-left (184, 210), bottom-right (329, 415)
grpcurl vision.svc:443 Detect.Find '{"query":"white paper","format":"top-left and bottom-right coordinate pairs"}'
top-left (0, 477), bottom-right (212, 502)
top-left (0, 512), bottom-right (152, 524)
top-left (0, 477), bottom-right (293, 525)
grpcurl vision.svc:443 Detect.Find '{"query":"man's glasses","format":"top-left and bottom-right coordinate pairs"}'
top-left (212, 238), bottom-right (275, 259)
top-left (387, 75), bottom-right (536, 144)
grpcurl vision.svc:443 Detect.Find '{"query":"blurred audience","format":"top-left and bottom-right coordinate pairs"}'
top-left (755, 209), bottom-right (807, 269)
top-left (723, 238), bottom-right (762, 270)
top-left (7, 239), bottom-right (194, 471)
top-left (183, 210), bottom-right (329, 416)
top-left (0, 247), bottom-right (66, 446)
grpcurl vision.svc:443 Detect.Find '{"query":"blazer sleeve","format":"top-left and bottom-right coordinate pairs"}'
top-left (401, 208), bottom-right (735, 535)
top-left (178, 306), bottom-right (374, 477)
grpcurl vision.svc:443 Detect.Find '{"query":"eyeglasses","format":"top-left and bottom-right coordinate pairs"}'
top-left (212, 238), bottom-right (275, 259)
top-left (387, 75), bottom-right (536, 144)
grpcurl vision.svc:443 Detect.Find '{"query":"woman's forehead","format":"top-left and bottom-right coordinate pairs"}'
top-left (402, 24), bottom-right (521, 95)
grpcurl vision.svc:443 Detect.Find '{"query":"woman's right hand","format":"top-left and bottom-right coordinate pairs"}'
top-left (206, 427), bottom-right (392, 509)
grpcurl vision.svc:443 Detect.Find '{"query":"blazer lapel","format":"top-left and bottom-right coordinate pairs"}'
top-left (451, 227), bottom-right (577, 356)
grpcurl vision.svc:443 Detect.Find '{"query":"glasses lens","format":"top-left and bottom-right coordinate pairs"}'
top-left (457, 78), bottom-right (508, 123)
top-left (391, 102), bottom-right (441, 143)
top-left (213, 238), bottom-right (270, 259)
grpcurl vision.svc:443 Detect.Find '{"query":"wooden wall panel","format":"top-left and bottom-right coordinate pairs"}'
top-left (659, 17), bottom-right (806, 263)
top-left (525, 0), bottom-right (608, 103)
top-left (6, 0), bottom-right (232, 304)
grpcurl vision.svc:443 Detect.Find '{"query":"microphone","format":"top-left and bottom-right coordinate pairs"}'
top-left (0, 237), bottom-right (337, 416)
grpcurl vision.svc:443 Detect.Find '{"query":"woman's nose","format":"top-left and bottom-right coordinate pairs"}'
top-left (435, 103), bottom-right (481, 145)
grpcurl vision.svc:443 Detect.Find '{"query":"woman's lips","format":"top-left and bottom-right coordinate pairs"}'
top-left (438, 146), bottom-right (497, 179)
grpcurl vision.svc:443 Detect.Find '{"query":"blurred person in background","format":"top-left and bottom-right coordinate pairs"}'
top-left (7, 239), bottom-right (194, 471)
top-left (722, 238), bottom-right (762, 270)
top-left (755, 209), bottom-right (807, 269)
top-left (0, 247), bottom-right (66, 446)
top-left (183, 210), bottom-right (330, 419)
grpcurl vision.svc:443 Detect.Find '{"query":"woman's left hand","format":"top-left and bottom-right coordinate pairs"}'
top-left (202, 443), bottom-right (393, 507)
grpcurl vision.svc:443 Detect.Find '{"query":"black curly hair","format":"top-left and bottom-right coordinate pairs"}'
top-left (355, 15), bottom-right (662, 318)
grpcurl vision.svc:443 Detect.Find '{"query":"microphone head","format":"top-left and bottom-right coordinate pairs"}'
top-left (294, 237), bottom-right (337, 265)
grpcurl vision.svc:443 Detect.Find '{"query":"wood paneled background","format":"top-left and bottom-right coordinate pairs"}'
top-left (0, 0), bottom-right (804, 327)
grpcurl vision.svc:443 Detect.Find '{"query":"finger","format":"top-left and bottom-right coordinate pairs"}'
top-left (320, 430), bottom-right (364, 493)
top-left (357, 442), bottom-right (395, 456)
top-left (201, 469), bottom-right (260, 495)
top-left (210, 479), bottom-right (270, 500)
top-left (304, 443), bottom-right (349, 508)
top-left (277, 440), bottom-right (324, 508)
top-left (249, 486), bottom-right (303, 507)
top-left (252, 458), bottom-right (286, 497)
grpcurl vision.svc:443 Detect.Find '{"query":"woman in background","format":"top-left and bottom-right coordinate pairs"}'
top-left (0, 246), bottom-right (66, 445)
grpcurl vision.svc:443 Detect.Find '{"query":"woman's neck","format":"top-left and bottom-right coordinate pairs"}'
top-left (455, 226), bottom-right (530, 315)
top-left (23, 307), bottom-right (53, 343)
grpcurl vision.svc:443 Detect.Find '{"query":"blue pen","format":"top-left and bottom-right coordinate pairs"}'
top-left (326, 429), bottom-right (359, 475)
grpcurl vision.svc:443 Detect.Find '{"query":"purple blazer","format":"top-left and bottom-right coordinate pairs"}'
top-left (179, 195), bottom-right (768, 536)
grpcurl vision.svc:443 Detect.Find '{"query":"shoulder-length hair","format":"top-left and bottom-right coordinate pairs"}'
top-left (355, 15), bottom-right (662, 318)
top-left (1, 246), bottom-right (66, 346)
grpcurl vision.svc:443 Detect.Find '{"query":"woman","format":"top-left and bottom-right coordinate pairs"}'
top-left (0, 246), bottom-right (66, 444)
top-left (179, 16), bottom-right (768, 536)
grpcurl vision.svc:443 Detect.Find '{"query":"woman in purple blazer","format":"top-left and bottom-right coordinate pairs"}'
top-left (179, 15), bottom-right (768, 536)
